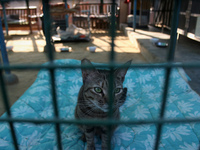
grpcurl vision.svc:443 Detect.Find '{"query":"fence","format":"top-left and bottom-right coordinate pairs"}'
top-left (73, 3), bottom-right (119, 30)
top-left (0, 0), bottom-right (200, 150)
top-left (0, 6), bottom-right (40, 33)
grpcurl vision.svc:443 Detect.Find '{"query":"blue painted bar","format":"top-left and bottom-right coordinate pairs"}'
top-left (42, 0), bottom-right (62, 149)
top-left (0, 72), bottom-right (19, 150)
top-left (154, 0), bottom-right (181, 150)
top-left (0, 15), bottom-right (19, 150)
top-left (64, 0), bottom-right (68, 28)
top-left (1, 2), bottom-right (9, 36)
top-left (0, 17), bottom-right (10, 74)
top-left (167, 0), bottom-right (181, 61)
top-left (133, 0), bottom-right (137, 32)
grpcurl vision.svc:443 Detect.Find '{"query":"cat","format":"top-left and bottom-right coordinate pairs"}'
top-left (75, 58), bottom-right (131, 150)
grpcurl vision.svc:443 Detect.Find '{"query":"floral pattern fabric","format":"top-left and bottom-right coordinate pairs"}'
top-left (0, 59), bottom-right (200, 150)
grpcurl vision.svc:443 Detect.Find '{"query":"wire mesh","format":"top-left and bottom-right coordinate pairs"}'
top-left (0, 0), bottom-right (200, 150)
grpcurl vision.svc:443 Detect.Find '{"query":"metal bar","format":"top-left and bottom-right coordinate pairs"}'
top-left (25, 0), bottom-right (32, 34)
top-left (0, 70), bottom-right (19, 150)
top-left (49, 69), bottom-right (62, 150)
top-left (0, 1), bottom-right (199, 150)
top-left (43, 0), bottom-right (54, 60)
top-left (42, 0), bottom-right (62, 149)
top-left (107, 0), bottom-right (116, 149)
top-left (110, 0), bottom-right (116, 62)
top-left (100, 0), bottom-right (103, 14)
top-left (167, 0), bottom-right (181, 62)
top-left (139, 0), bottom-right (142, 26)
top-left (1, 117), bottom-right (200, 125)
top-left (0, 17), bottom-right (11, 74)
top-left (161, 0), bottom-right (166, 33)
top-left (154, 0), bottom-right (181, 150)
top-left (63, 0), bottom-right (69, 28)
top-left (133, 0), bottom-right (137, 31)
top-left (1, 62), bottom-right (200, 70)
top-left (1, 2), bottom-right (9, 36)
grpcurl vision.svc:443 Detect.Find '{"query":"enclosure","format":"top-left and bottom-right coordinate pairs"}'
top-left (0, 0), bottom-right (200, 150)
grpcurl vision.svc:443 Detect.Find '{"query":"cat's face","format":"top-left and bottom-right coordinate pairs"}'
top-left (81, 59), bottom-right (131, 112)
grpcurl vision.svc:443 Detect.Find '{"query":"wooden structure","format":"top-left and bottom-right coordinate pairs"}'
top-left (73, 3), bottom-right (119, 30)
top-left (151, 0), bottom-right (200, 42)
top-left (0, 6), bottom-right (40, 33)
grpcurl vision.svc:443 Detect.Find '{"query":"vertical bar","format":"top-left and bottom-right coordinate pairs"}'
top-left (1, 2), bottom-right (9, 36)
top-left (167, 0), bottom-right (181, 62)
top-left (139, 0), bottom-right (142, 26)
top-left (133, 0), bottom-right (137, 31)
top-left (63, 0), bottom-right (69, 28)
top-left (0, 71), bottom-right (18, 149)
top-left (161, 0), bottom-right (166, 33)
top-left (42, 0), bottom-right (62, 150)
top-left (25, 0), bottom-right (32, 34)
top-left (0, 12), bottom-right (18, 137)
top-left (87, 10), bottom-right (91, 37)
top-left (100, 0), bottom-right (103, 14)
top-left (154, 0), bottom-right (181, 150)
top-left (43, 0), bottom-right (54, 60)
top-left (0, 17), bottom-right (10, 74)
top-left (110, 0), bottom-right (116, 62)
top-left (107, 0), bottom-right (116, 149)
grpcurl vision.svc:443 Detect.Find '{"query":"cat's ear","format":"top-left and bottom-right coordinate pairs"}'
top-left (81, 58), bottom-right (97, 82)
top-left (114, 60), bottom-right (132, 82)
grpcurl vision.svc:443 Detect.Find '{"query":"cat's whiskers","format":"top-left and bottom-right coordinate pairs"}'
top-left (88, 99), bottom-right (109, 112)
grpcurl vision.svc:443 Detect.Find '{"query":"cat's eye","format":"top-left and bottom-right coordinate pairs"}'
top-left (114, 88), bottom-right (121, 93)
top-left (94, 87), bottom-right (102, 93)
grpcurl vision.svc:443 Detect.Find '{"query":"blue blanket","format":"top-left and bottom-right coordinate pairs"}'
top-left (0, 59), bottom-right (200, 150)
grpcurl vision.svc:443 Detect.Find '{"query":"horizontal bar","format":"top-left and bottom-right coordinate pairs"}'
top-left (76, 3), bottom-right (118, 6)
top-left (0, 0), bottom-right (10, 3)
top-left (0, 71), bottom-right (19, 150)
top-left (0, 62), bottom-right (200, 71)
top-left (0, 117), bottom-right (200, 125)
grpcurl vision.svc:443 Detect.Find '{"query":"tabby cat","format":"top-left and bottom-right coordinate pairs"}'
top-left (75, 58), bottom-right (131, 150)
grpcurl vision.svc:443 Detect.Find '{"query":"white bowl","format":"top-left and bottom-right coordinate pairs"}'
top-left (6, 46), bottom-right (13, 51)
top-left (60, 47), bottom-right (71, 52)
top-left (89, 46), bottom-right (96, 53)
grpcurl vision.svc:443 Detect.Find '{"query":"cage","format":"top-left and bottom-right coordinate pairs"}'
top-left (0, 0), bottom-right (200, 150)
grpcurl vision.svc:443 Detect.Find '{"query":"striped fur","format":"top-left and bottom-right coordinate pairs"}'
top-left (75, 59), bottom-right (131, 150)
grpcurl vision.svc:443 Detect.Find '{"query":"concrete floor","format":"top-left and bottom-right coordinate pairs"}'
top-left (0, 30), bottom-right (146, 116)
top-left (1, 26), bottom-right (200, 116)
top-left (125, 25), bottom-right (200, 95)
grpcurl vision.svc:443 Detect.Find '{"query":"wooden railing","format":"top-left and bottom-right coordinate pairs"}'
top-left (77, 3), bottom-right (114, 15)
top-left (0, 6), bottom-right (40, 32)
top-left (73, 3), bottom-right (119, 30)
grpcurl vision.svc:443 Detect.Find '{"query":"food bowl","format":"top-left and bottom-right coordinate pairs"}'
top-left (88, 46), bottom-right (96, 53)
top-left (6, 46), bottom-right (13, 51)
top-left (60, 47), bottom-right (71, 52)
top-left (155, 42), bottom-right (168, 48)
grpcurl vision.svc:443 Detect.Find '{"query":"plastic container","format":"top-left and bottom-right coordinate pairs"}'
top-left (60, 47), bottom-right (71, 52)
top-left (88, 46), bottom-right (96, 53)
top-left (155, 42), bottom-right (168, 48)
